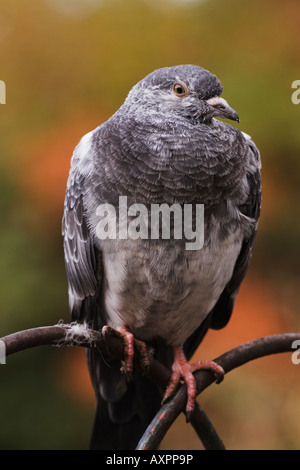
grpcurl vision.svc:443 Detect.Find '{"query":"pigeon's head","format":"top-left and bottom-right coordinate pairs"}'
top-left (125, 64), bottom-right (239, 125)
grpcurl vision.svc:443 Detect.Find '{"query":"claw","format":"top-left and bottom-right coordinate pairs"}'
top-left (102, 325), bottom-right (150, 375)
top-left (163, 346), bottom-right (224, 421)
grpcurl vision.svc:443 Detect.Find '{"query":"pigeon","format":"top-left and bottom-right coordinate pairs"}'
top-left (62, 64), bottom-right (261, 450)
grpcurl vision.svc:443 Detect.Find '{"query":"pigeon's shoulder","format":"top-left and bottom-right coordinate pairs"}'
top-left (239, 132), bottom-right (262, 221)
top-left (242, 131), bottom-right (261, 170)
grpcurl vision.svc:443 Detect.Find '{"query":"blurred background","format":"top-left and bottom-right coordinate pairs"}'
top-left (0, 0), bottom-right (299, 450)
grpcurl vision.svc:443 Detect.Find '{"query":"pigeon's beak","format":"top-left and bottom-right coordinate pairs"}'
top-left (206, 96), bottom-right (239, 123)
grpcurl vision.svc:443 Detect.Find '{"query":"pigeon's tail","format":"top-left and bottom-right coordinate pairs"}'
top-left (87, 348), bottom-right (163, 450)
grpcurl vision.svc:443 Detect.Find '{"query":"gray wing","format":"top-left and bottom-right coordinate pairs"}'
top-left (184, 136), bottom-right (262, 357)
top-left (62, 132), bottom-right (162, 450)
top-left (62, 136), bottom-right (100, 324)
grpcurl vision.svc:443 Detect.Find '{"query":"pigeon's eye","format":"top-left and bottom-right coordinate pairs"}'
top-left (172, 82), bottom-right (189, 97)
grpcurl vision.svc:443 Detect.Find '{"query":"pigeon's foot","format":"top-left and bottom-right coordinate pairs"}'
top-left (102, 325), bottom-right (150, 377)
top-left (163, 346), bottom-right (224, 422)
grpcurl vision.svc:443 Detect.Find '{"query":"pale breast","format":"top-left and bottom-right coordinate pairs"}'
top-left (99, 228), bottom-right (242, 346)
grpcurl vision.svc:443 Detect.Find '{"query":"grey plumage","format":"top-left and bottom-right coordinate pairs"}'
top-left (62, 64), bottom-right (261, 449)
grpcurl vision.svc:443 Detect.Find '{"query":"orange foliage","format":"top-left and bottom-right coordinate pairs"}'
top-left (198, 276), bottom-right (286, 356)
top-left (11, 110), bottom-right (106, 230)
top-left (58, 347), bottom-right (95, 405)
top-left (196, 276), bottom-right (295, 380)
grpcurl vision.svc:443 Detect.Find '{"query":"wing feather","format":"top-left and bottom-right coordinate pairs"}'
top-left (62, 135), bottom-right (99, 321)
